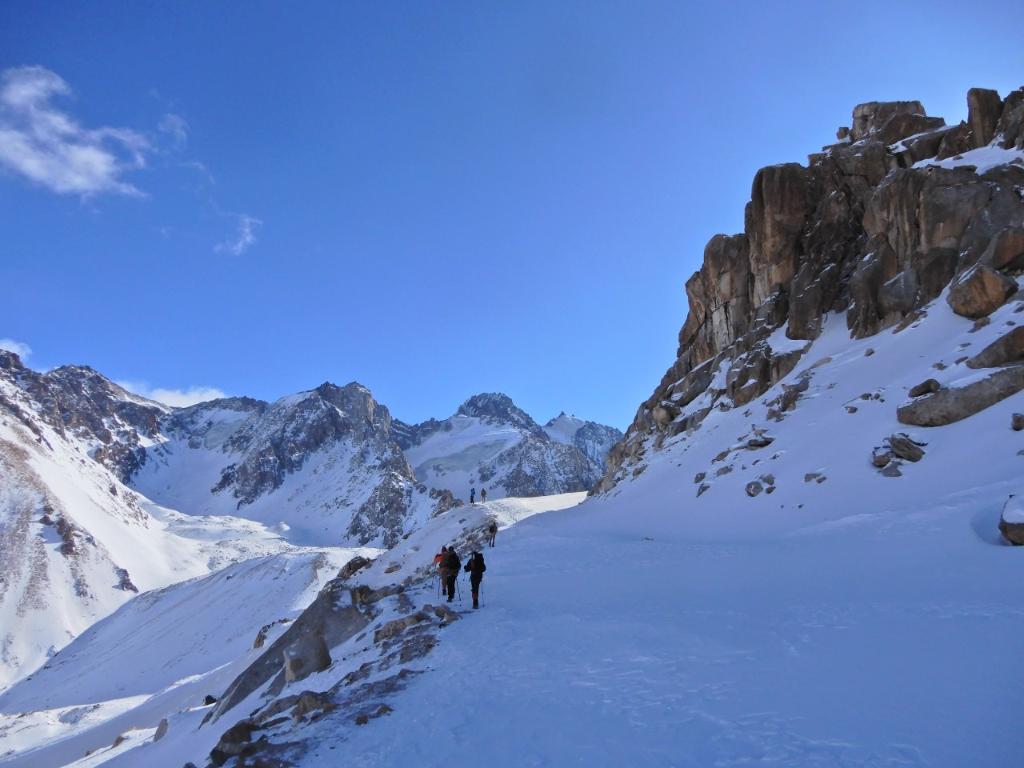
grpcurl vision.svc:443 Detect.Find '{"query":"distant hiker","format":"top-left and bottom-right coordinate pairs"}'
top-left (470, 487), bottom-right (476, 504)
top-left (487, 521), bottom-right (497, 548)
top-left (464, 551), bottom-right (487, 609)
top-left (443, 546), bottom-right (461, 602)
top-left (480, 487), bottom-right (488, 502)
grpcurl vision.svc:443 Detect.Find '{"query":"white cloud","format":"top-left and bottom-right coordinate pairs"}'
top-left (215, 213), bottom-right (262, 256)
top-left (0, 65), bottom-right (150, 197)
top-left (158, 112), bottom-right (188, 148)
top-left (116, 380), bottom-right (227, 408)
top-left (0, 338), bottom-right (31, 360)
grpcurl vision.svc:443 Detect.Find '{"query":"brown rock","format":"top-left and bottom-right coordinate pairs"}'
top-left (980, 228), bottom-right (1024, 273)
top-left (995, 87), bottom-right (1024, 150)
top-left (908, 379), bottom-right (940, 397)
top-left (745, 481), bottom-right (763, 497)
top-left (887, 434), bottom-right (926, 462)
top-left (871, 448), bottom-right (892, 468)
top-left (283, 631), bottom-right (331, 683)
top-left (947, 265), bottom-right (1018, 319)
top-left (999, 494), bottom-right (1024, 545)
top-left (967, 88), bottom-right (1003, 148)
top-left (851, 101), bottom-right (927, 141)
top-left (966, 327), bottom-right (1024, 368)
top-left (1013, 413), bottom-right (1024, 431)
top-left (897, 366), bottom-right (1024, 426)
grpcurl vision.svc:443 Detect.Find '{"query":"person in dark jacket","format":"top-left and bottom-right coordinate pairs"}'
top-left (443, 546), bottom-right (461, 602)
top-left (463, 551), bottom-right (487, 609)
top-left (487, 521), bottom-right (497, 548)
top-left (470, 487), bottom-right (476, 504)
top-left (480, 487), bottom-right (488, 502)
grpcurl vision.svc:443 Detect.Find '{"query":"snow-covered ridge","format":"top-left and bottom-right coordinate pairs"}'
top-left (395, 393), bottom-right (622, 502)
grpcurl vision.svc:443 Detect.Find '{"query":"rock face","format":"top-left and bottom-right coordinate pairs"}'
top-left (395, 394), bottom-right (622, 501)
top-left (599, 86), bottom-right (1024, 492)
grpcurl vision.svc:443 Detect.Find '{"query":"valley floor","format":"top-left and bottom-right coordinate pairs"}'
top-left (305, 492), bottom-right (1022, 768)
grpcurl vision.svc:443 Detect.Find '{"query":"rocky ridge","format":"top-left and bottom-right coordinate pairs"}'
top-left (600, 86), bottom-right (1024, 491)
top-left (395, 393), bottom-right (622, 499)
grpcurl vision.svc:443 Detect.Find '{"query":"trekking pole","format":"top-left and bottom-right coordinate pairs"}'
top-left (456, 577), bottom-right (462, 603)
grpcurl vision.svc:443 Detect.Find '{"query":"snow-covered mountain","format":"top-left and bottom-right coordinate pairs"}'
top-left (132, 382), bottom-right (458, 548)
top-left (392, 393), bottom-right (622, 501)
top-left (0, 352), bottom-right (294, 690)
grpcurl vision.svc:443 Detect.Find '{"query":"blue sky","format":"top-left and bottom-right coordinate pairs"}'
top-left (1, 2), bottom-right (1021, 428)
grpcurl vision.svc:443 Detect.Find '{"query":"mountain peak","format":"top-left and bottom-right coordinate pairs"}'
top-left (456, 392), bottom-right (539, 432)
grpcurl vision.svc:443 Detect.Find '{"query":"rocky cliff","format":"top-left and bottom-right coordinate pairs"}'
top-left (600, 86), bottom-right (1024, 491)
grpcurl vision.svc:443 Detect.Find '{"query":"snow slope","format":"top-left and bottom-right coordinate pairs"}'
top-left (11, 494), bottom-right (582, 767)
top-left (0, 395), bottom-right (292, 691)
top-left (0, 547), bottom-right (370, 766)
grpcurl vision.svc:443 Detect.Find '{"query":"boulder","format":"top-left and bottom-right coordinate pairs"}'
top-left (980, 228), bottom-right (1024, 273)
top-left (967, 88), bottom-right (1003, 148)
top-left (966, 327), bottom-right (1024, 369)
top-left (871, 448), bottom-right (893, 468)
top-left (745, 481), bottom-right (763, 497)
top-left (946, 265), bottom-right (1018, 319)
top-left (1013, 413), bottom-right (1024, 431)
top-left (897, 366), bottom-right (1024, 426)
top-left (908, 379), bottom-right (940, 397)
top-left (153, 718), bottom-right (169, 742)
top-left (374, 612), bottom-right (431, 643)
top-left (999, 494), bottom-right (1024, 545)
top-left (887, 434), bottom-right (926, 462)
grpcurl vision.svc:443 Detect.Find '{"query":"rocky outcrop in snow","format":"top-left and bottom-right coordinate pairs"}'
top-left (600, 86), bottom-right (1024, 492)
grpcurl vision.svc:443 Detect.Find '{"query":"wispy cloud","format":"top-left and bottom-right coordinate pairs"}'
top-left (215, 213), bottom-right (262, 256)
top-left (0, 338), bottom-right (32, 361)
top-left (116, 379), bottom-right (227, 408)
top-left (158, 112), bottom-right (188, 148)
top-left (0, 65), bottom-right (149, 197)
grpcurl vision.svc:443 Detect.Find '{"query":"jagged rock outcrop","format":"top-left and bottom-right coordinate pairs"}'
top-left (600, 86), bottom-right (1024, 492)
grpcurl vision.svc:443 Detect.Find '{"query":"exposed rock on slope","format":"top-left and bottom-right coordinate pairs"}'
top-left (600, 86), bottom-right (1024, 491)
top-left (394, 393), bottom-right (622, 500)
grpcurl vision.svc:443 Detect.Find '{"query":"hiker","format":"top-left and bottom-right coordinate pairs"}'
top-left (487, 520), bottom-right (497, 547)
top-left (464, 551), bottom-right (487, 609)
top-left (443, 546), bottom-right (461, 602)
top-left (480, 487), bottom-right (488, 503)
top-left (470, 487), bottom-right (476, 504)
top-left (434, 546), bottom-right (448, 591)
